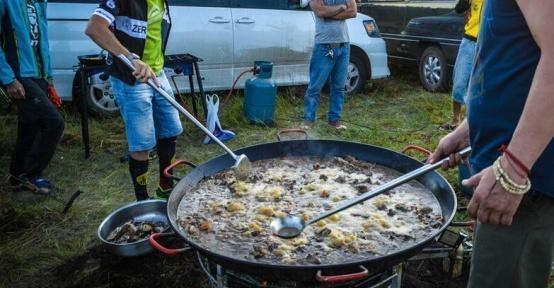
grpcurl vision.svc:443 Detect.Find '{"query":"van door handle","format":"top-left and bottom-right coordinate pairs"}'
top-left (235, 17), bottom-right (255, 24)
top-left (209, 17), bottom-right (231, 23)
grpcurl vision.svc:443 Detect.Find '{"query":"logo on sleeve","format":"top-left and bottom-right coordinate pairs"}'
top-left (107, 0), bottom-right (116, 9)
top-left (115, 16), bottom-right (148, 39)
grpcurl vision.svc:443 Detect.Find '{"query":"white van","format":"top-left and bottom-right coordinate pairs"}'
top-left (48, 0), bottom-right (390, 115)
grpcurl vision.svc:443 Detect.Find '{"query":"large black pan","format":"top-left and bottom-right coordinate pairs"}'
top-left (158, 140), bottom-right (457, 282)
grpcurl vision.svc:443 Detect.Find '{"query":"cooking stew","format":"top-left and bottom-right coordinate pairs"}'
top-left (176, 156), bottom-right (443, 266)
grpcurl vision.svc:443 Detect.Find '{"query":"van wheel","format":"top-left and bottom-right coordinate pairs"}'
top-left (346, 52), bottom-right (369, 94)
top-left (419, 46), bottom-right (450, 92)
top-left (323, 52), bottom-right (369, 95)
top-left (74, 70), bottom-right (119, 117)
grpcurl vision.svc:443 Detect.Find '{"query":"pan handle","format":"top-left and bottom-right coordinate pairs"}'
top-left (163, 160), bottom-right (197, 181)
top-left (316, 265), bottom-right (369, 284)
top-left (149, 232), bottom-right (193, 256)
top-left (276, 129), bottom-right (309, 142)
top-left (402, 145), bottom-right (433, 157)
top-left (450, 220), bottom-right (475, 227)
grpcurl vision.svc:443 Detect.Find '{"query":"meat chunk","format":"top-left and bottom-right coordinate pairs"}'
top-left (227, 201), bottom-right (245, 212)
top-left (355, 184), bottom-right (370, 194)
top-left (258, 206), bottom-right (275, 217)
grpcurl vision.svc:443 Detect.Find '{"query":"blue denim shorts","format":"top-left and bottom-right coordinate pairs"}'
top-left (111, 72), bottom-right (183, 152)
top-left (452, 37), bottom-right (477, 104)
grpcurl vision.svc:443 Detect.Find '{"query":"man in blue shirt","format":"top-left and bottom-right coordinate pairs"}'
top-left (428, 0), bottom-right (554, 287)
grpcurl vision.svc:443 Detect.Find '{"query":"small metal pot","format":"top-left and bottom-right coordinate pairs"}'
top-left (98, 200), bottom-right (168, 257)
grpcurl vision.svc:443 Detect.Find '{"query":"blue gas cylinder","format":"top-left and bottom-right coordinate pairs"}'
top-left (244, 61), bottom-right (277, 125)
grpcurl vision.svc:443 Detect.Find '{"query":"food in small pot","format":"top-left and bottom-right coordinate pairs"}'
top-left (106, 220), bottom-right (167, 244)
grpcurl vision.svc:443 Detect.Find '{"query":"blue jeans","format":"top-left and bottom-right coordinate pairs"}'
top-left (452, 37), bottom-right (477, 104)
top-left (111, 72), bottom-right (183, 152)
top-left (304, 43), bottom-right (350, 122)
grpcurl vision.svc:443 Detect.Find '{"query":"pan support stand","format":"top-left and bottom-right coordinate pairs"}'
top-left (198, 251), bottom-right (404, 288)
top-left (198, 252), bottom-right (227, 288)
top-left (391, 265), bottom-right (402, 288)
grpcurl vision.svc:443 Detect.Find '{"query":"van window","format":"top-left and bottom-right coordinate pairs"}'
top-left (168, 0), bottom-right (231, 7)
top-left (231, 0), bottom-right (304, 10)
top-left (362, 0), bottom-right (408, 2)
top-left (49, 0), bottom-right (232, 7)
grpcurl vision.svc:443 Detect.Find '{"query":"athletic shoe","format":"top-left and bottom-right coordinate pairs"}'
top-left (328, 120), bottom-right (347, 130)
top-left (300, 120), bottom-right (314, 130)
top-left (155, 186), bottom-right (172, 200)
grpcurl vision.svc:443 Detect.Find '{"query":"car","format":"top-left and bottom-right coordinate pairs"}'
top-left (359, 0), bottom-right (464, 92)
top-left (47, 0), bottom-right (390, 116)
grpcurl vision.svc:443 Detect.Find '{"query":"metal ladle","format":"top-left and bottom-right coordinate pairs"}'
top-left (270, 147), bottom-right (472, 238)
top-left (118, 55), bottom-right (251, 178)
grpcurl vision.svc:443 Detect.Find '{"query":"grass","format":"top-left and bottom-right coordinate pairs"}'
top-left (0, 67), bottom-right (548, 288)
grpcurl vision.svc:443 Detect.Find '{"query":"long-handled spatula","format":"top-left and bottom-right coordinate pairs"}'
top-left (118, 55), bottom-right (251, 178)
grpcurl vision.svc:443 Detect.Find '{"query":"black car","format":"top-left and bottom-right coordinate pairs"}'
top-left (359, 0), bottom-right (465, 92)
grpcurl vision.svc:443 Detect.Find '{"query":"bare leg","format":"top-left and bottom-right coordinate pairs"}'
top-left (130, 151), bottom-right (149, 161)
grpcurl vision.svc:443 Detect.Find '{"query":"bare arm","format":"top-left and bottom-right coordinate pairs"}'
top-left (461, 0), bottom-right (554, 226)
top-left (309, 0), bottom-right (347, 18)
top-left (507, 0), bottom-right (554, 172)
top-left (85, 15), bottom-right (159, 85)
top-left (331, 0), bottom-right (357, 20)
top-left (428, 119), bottom-right (470, 168)
top-left (85, 15), bottom-right (129, 57)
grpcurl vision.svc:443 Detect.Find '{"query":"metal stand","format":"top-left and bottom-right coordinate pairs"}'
top-left (164, 54), bottom-right (207, 118)
top-left (197, 252), bottom-right (402, 288)
top-left (79, 68), bottom-right (90, 159)
top-left (76, 64), bottom-right (105, 159)
top-left (196, 232), bottom-right (475, 288)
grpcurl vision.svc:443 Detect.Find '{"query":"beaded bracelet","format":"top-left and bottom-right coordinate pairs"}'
top-left (496, 158), bottom-right (528, 189)
top-left (499, 144), bottom-right (531, 176)
top-left (493, 158), bottom-right (531, 195)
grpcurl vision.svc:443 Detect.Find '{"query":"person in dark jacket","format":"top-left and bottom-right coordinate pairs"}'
top-left (85, 0), bottom-right (182, 201)
top-left (0, 0), bottom-right (64, 194)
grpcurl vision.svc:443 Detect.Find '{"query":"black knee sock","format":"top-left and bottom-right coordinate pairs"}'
top-left (129, 158), bottom-right (150, 201)
top-left (157, 137), bottom-right (177, 190)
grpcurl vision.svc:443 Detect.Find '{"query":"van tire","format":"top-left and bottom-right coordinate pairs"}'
top-left (346, 52), bottom-right (369, 95)
top-left (419, 46), bottom-right (450, 92)
top-left (323, 51), bottom-right (369, 95)
top-left (73, 70), bottom-right (119, 117)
